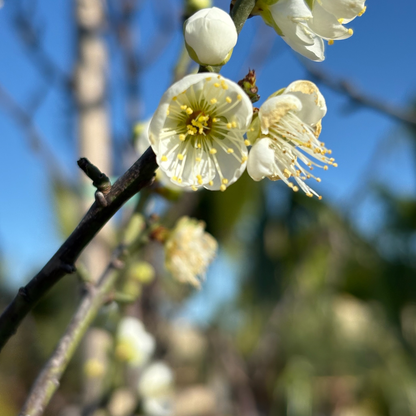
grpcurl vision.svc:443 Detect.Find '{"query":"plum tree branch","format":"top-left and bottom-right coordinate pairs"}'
top-left (0, 147), bottom-right (157, 352)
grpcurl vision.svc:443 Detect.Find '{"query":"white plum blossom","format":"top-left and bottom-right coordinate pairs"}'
top-left (165, 216), bottom-right (217, 288)
top-left (149, 73), bottom-right (253, 191)
top-left (247, 80), bottom-right (336, 198)
top-left (256, 0), bottom-right (367, 61)
top-left (184, 7), bottom-right (238, 66)
top-left (115, 317), bottom-right (155, 367)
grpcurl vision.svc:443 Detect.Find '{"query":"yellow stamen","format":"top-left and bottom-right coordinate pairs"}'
top-left (177, 153), bottom-right (184, 160)
top-left (328, 39), bottom-right (334, 45)
top-left (244, 139), bottom-right (251, 146)
top-left (226, 97), bottom-right (232, 103)
top-left (161, 155), bottom-right (167, 162)
top-left (220, 184), bottom-right (226, 192)
top-left (210, 148), bottom-right (217, 154)
top-left (179, 134), bottom-right (186, 141)
top-left (227, 148), bottom-right (234, 154)
top-left (210, 98), bottom-right (217, 104)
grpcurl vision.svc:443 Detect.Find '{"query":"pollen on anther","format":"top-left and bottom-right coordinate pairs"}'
top-left (221, 81), bottom-right (228, 90)
top-left (293, 186), bottom-right (299, 192)
top-left (220, 184), bottom-right (226, 192)
top-left (338, 18), bottom-right (344, 23)
top-left (222, 179), bottom-right (229, 184)
top-left (333, 163), bottom-right (338, 167)
top-left (328, 39), bottom-right (334, 45)
top-left (177, 153), bottom-right (184, 160)
top-left (241, 155), bottom-right (248, 163)
top-left (226, 97), bottom-right (232, 103)
top-left (192, 185), bottom-right (198, 191)
top-left (210, 98), bottom-right (217, 104)
top-left (237, 94), bottom-right (242, 101)
top-left (214, 83), bottom-right (220, 88)
top-left (210, 148), bottom-right (217, 154)
top-left (180, 105), bottom-right (187, 110)
top-left (226, 123), bottom-right (232, 129)
top-left (186, 108), bottom-right (193, 115)
top-left (244, 139), bottom-right (251, 146)
top-left (348, 28), bottom-right (353, 35)
top-left (172, 96), bottom-right (177, 101)
top-left (324, 165), bottom-right (329, 171)
top-left (179, 134), bottom-right (186, 141)
top-left (227, 148), bottom-right (234, 154)
top-left (161, 155), bottom-right (167, 162)
top-left (232, 121), bottom-right (237, 128)
top-left (195, 157), bottom-right (201, 162)
top-left (212, 118), bottom-right (218, 123)
top-left (209, 180), bottom-right (214, 186)
top-left (177, 178), bottom-right (182, 183)
top-left (172, 176), bottom-right (178, 181)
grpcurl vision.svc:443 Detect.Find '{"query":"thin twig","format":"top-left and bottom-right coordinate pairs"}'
top-left (303, 62), bottom-right (416, 126)
top-left (0, 147), bottom-right (157, 352)
top-left (19, 255), bottom-right (123, 416)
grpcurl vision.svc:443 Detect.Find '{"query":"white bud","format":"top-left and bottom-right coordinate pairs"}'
top-left (184, 7), bottom-right (237, 66)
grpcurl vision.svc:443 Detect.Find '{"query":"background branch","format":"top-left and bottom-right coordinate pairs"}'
top-left (19, 252), bottom-right (125, 416)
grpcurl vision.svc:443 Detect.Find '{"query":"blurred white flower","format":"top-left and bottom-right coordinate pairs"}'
top-left (165, 217), bottom-right (217, 288)
top-left (184, 7), bottom-right (237, 66)
top-left (256, 0), bottom-right (367, 61)
top-left (149, 73), bottom-right (253, 191)
top-left (138, 361), bottom-right (174, 416)
top-left (115, 317), bottom-right (155, 367)
top-left (247, 80), bottom-right (335, 198)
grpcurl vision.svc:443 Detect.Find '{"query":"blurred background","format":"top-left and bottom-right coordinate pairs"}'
top-left (1, 0), bottom-right (416, 415)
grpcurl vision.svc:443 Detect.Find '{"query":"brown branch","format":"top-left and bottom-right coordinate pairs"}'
top-left (0, 147), bottom-right (157, 352)
top-left (303, 62), bottom-right (416, 126)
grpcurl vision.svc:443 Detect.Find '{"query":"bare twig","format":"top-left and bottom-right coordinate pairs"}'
top-left (303, 62), bottom-right (416, 126)
top-left (0, 147), bottom-right (157, 352)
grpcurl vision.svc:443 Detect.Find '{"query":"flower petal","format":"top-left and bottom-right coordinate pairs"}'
top-left (309, 1), bottom-right (353, 40)
top-left (283, 80), bottom-right (327, 125)
top-left (247, 137), bottom-right (277, 181)
top-left (320, 0), bottom-right (366, 20)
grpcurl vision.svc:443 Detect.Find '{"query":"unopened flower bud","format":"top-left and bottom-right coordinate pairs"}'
top-left (184, 7), bottom-right (237, 66)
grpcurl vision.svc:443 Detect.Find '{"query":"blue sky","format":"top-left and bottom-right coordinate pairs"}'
top-left (0, 0), bottom-right (415, 291)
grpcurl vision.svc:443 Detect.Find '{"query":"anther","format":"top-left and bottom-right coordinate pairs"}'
top-left (210, 148), bottom-right (217, 154)
top-left (227, 148), bottom-right (234, 154)
top-left (226, 97), bottom-right (232, 103)
top-left (244, 140), bottom-right (251, 146)
top-left (209, 180), bottom-right (214, 186)
top-left (186, 108), bottom-right (193, 115)
top-left (328, 39), bottom-right (334, 45)
top-left (161, 155), bottom-right (168, 162)
top-left (220, 184), bottom-right (226, 192)
top-left (179, 134), bottom-right (186, 141)
top-left (177, 154), bottom-right (184, 160)
top-left (210, 98), bottom-right (217, 104)
top-left (237, 94), bottom-right (242, 101)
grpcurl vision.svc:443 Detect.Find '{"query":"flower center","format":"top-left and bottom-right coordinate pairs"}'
top-left (187, 111), bottom-right (212, 137)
